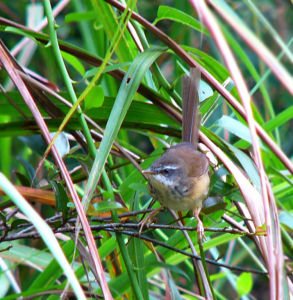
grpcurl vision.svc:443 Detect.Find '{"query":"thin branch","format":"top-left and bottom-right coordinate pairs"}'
top-left (1, 225), bottom-right (267, 275)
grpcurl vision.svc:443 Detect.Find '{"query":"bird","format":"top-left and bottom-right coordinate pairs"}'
top-left (143, 68), bottom-right (210, 239)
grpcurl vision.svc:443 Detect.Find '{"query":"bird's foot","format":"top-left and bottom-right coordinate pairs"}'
top-left (194, 208), bottom-right (206, 241)
top-left (196, 219), bottom-right (206, 241)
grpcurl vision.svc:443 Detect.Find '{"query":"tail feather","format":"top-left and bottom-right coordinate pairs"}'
top-left (182, 68), bottom-right (201, 148)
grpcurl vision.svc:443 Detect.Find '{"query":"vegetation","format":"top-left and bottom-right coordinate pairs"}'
top-left (0, 0), bottom-right (292, 299)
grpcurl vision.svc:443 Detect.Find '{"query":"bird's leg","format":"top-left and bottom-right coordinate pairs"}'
top-left (194, 208), bottom-right (206, 241)
top-left (138, 206), bottom-right (163, 235)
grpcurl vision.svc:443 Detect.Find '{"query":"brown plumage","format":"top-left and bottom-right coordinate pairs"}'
top-left (182, 68), bottom-right (201, 147)
top-left (143, 68), bottom-right (210, 238)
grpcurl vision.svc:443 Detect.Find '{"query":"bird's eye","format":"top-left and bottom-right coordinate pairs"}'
top-left (162, 169), bottom-right (169, 175)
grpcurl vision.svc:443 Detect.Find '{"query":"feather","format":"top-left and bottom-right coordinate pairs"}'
top-left (182, 68), bottom-right (201, 148)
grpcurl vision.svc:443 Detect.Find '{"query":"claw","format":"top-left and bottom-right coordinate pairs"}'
top-left (194, 208), bottom-right (206, 241)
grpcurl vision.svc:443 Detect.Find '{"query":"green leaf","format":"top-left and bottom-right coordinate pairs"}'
top-left (87, 97), bottom-right (178, 127)
top-left (65, 11), bottom-right (96, 23)
top-left (1, 286), bottom-right (67, 300)
top-left (149, 261), bottom-right (189, 280)
top-left (154, 6), bottom-right (209, 35)
top-left (94, 1), bottom-right (136, 62)
top-left (93, 200), bottom-right (123, 212)
top-left (184, 46), bottom-right (230, 81)
top-left (83, 62), bottom-right (131, 79)
top-left (82, 47), bottom-right (165, 210)
top-left (264, 106), bottom-right (293, 132)
top-left (0, 241), bottom-right (52, 269)
top-left (236, 272), bottom-right (253, 296)
top-left (62, 51), bottom-right (85, 76)
top-left (0, 175), bottom-right (84, 298)
top-left (0, 92), bottom-right (178, 131)
top-left (16, 157), bottom-right (37, 185)
top-left (10, 219), bottom-right (28, 229)
top-left (128, 183), bottom-right (149, 194)
top-left (210, 273), bottom-right (227, 282)
top-left (84, 85), bottom-right (104, 111)
top-left (131, 192), bottom-right (149, 300)
top-left (217, 115), bottom-right (266, 150)
top-left (50, 180), bottom-right (70, 220)
top-left (4, 26), bottom-right (39, 43)
top-left (29, 240), bottom-right (75, 289)
top-left (14, 171), bottom-right (31, 187)
top-left (98, 236), bottom-right (117, 259)
top-left (229, 144), bottom-right (261, 191)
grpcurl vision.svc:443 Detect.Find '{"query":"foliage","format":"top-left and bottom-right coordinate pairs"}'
top-left (0, 0), bottom-right (292, 299)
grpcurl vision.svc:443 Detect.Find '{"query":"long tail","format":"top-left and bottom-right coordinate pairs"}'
top-left (182, 68), bottom-right (201, 148)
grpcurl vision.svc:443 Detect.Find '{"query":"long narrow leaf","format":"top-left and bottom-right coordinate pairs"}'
top-left (0, 174), bottom-right (86, 299)
top-left (82, 47), bottom-right (164, 209)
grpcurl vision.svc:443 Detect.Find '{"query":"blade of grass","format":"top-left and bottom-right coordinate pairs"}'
top-left (81, 47), bottom-right (164, 210)
top-left (131, 192), bottom-right (149, 300)
top-left (169, 210), bottom-right (214, 299)
top-left (42, 0), bottom-right (137, 161)
top-left (103, 0), bottom-right (293, 176)
top-left (0, 40), bottom-right (112, 299)
top-left (196, 2), bottom-right (273, 299)
top-left (80, 47), bottom-right (163, 298)
top-left (43, 0), bottom-right (96, 157)
top-left (153, 5), bottom-right (209, 35)
top-left (92, 0), bottom-right (137, 62)
top-left (243, 0), bottom-right (293, 64)
top-left (0, 173), bottom-right (86, 300)
top-left (11, 0), bottom-right (70, 57)
top-left (101, 164), bottom-right (144, 299)
top-left (190, 2), bottom-right (286, 299)
top-left (208, 0), bottom-right (293, 94)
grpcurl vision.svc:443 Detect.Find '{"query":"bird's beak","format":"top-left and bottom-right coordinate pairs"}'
top-left (142, 168), bottom-right (155, 175)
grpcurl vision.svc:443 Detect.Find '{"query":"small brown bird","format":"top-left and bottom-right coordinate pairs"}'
top-left (143, 68), bottom-right (210, 239)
